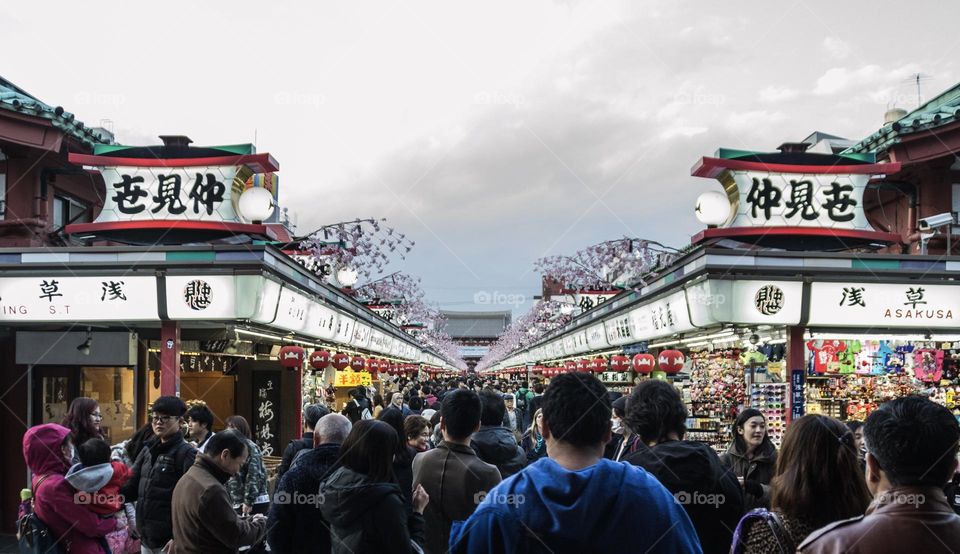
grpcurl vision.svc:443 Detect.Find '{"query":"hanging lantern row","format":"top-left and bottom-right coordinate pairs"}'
top-left (521, 350), bottom-right (687, 378)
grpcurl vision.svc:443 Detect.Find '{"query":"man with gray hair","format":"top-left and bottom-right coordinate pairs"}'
top-left (267, 413), bottom-right (351, 554)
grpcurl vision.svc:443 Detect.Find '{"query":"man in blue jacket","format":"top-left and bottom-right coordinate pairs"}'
top-left (449, 372), bottom-right (703, 554)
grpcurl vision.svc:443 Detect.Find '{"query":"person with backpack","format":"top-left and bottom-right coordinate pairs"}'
top-left (121, 396), bottom-right (198, 554)
top-left (21, 423), bottom-right (118, 554)
top-left (341, 386), bottom-right (373, 423)
top-left (277, 403), bottom-right (329, 480)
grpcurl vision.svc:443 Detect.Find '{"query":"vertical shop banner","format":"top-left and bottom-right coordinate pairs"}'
top-left (790, 369), bottom-right (805, 421)
top-left (252, 371), bottom-right (281, 457)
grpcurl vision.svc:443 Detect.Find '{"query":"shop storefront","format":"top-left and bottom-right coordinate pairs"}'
top-left (490, 147), bottom-right (960, 452)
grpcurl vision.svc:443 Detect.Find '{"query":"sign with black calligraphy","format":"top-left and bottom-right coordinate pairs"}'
top-left (94, 166), bottom-right (243, 224)
top-left (251, 370), bottom-right (281, 457)
top-left (809, 282), bottom-right (960, 327)
top-left (728, 171), bottom-right (874, 231)
top-left (790, 369), bottom-right (805, 421)
top-left (0, 276), bottom-right (158, 321)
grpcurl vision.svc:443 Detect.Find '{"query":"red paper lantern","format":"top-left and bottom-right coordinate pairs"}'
top-left (563, 360), bottom-right (577, 373)
top-left (278, 345), bottom-right (305, 369)
top-left (309, 350), bottom-right (331, 370)
top-left (632, 353), bottom-right (656, 374)
top-left (365, 358), bottom-right (377, 372)
top-left (349, 356), bottom-right (365, 372)
top-left (590, 357), bottom-right (606, 373)
top-left (658, 349), bottom-right (686, 374)
top-left (610, 355), bottom-right (630, 372)
top-left (575, 359), bottom-right (589, 372)
top-left (332, 352), bottom-right (350, 370)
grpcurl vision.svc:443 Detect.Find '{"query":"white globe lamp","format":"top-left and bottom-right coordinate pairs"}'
top-left (336, 266), bottom-right (359, 288)
top-left (237, 187), bottom-right (276, 223)
top-left (695, 191), bottom-right (731, 227)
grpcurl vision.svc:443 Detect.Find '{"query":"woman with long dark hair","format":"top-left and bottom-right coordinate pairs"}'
top-left (720, 408), bottom-right (778, 510)
top-left (319, 420), bottom-right (428, 553)
top-left (62, 397), bottom-right (103, 463)
top-left (731, 414), bottom-right (872, 552)
top-left (224, 415), bottom-right (269, 518)
top-left (378, 407), bottom-right (416, 503)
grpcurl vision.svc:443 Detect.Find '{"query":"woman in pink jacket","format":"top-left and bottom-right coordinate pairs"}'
top-left (22, 423), bottom-right (118, 553)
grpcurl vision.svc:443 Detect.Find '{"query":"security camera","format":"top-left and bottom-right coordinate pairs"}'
top-left (918, 212), bottom-right (955, 231)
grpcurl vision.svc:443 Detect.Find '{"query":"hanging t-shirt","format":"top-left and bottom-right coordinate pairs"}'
top-left (889, 344), bottom-right (915, 373)
top-left (807, 340), bottom-right (847, 374)
top-left (913, 349), bottom-right (944, 382)
top-left (856, 340), bottom-right (877, 375)
top-left (837, 340), bottom-right (861, 374)
top-left (873, 341), bottom-right (894, 375)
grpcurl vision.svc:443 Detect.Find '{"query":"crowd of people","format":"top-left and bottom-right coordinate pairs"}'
top-left (17, 371), bottom-right (960, 553)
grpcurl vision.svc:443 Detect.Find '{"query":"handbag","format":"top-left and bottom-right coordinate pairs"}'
top-left (16, 475), bottom-right (66, 554)
top-left (731, 508), bottom-right (795, 554)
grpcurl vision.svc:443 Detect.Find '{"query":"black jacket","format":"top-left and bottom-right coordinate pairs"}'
top-left (603, 433), bottom-right (643, 461)
top-left (342, 397), bottom-right (371, 424)
top-left (394, 445), bottom-right (416, 505)
top-left (121, 432), bottom-right (197, 549)
top-left (719, 440), bottom-right (777, 511)
top-left (520, 431), bottom-right (547, 464)
top-left (318, 466), bottom-right (425, 554)
top-left (277, 432), bottom-right (314, 479)
top-left (470, 426), bottom-right (526, 479)
top-left (626, 440), bottom-right (744, 554)
top-left (267, 443), bottom-right (341, 554)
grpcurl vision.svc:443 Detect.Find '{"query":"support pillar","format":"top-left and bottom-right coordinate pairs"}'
top-left (160, 321), bottom-right (181, 397)
top-left (786, 325), bottom-right (806, 423)
top-left (786, 326), bottom-right (806, 373)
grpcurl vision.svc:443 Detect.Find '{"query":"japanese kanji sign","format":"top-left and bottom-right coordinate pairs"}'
top-left (809, 282), bottom-right (960, 327)
top-left (0, 276), bottom-right (158, 321)
top-left (729, 171), bottom-right (874, 231)
top-left (94, 166), bottom-right (243, 224)
top-left (252, 370), bottom-right (282, 457)
top-left (334, 370), bottom-right (373, 387)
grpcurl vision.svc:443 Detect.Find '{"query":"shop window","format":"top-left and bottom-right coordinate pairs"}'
top-left (81, 366), bottom-right (136, 444)
top-left (52, 194), bottom-right (90, 231)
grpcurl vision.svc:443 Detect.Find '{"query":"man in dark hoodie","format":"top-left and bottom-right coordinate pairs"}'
top-left (267, 414), bottom-right (351, 554)
top-left (624, 379), bottom-right (743, 554)
top-left (470, 389), bottom-right (526, 478)
top-left (276, 403), bottom-right (329, 479)
top-left (121, 396), bottom-right (197, 554)
top-left (450, 373), bottom-right (702, 553)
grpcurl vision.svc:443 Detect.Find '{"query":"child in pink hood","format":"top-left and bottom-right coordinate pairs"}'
top-left (22, 423), bottom-right (117, 554)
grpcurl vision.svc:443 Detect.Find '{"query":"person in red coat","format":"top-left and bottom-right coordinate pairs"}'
top-left (22, 423), bottom-right (118, 553)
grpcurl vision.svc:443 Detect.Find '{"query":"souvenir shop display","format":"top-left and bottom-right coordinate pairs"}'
top-left (806, 373), bottom-right (922, 421)
top-left (804, 337), bottom-right (959, 421)
top-left (749, 382), bottom-right (788, 447)
top-left (684, 349), bottom-right (747, 451)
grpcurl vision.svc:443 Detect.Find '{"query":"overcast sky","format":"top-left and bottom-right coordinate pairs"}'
top-left (4, 1), bottom-right (958, 314)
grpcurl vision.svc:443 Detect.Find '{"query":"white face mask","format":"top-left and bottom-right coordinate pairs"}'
top-left (611, 418), bottom-right (623, 435)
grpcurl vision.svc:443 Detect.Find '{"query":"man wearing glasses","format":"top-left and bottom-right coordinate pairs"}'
top-left (121, 396), bottom-right (198, 554)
